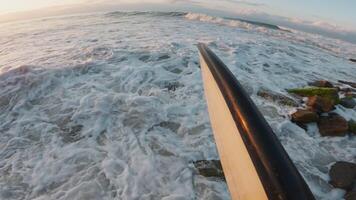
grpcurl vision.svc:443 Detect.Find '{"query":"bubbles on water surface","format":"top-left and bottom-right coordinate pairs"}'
top-left (0, 11), bottom-right (355, 200)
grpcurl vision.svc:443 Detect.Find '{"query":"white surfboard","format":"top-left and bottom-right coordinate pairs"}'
top-left (198, 43), bottom-right (315, 200)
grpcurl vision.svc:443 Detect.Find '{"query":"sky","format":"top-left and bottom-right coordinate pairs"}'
top-left (0, 0), bottom-right (355, 43)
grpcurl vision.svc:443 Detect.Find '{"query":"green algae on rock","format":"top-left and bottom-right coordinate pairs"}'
top-left (287, 87), bottom-right (339, 103)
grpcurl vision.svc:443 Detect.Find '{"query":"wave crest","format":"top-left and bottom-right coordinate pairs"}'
top-left (105, 11), bottom-right (186, 18)
top-left (184, 13), bottom-right (253, 29)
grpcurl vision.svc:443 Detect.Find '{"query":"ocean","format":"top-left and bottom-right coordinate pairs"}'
top-left (0, 11), bottom-right (355, 200)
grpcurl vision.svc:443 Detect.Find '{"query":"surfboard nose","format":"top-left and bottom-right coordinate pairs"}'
top-left (198, 43), bottom-right (315, 200)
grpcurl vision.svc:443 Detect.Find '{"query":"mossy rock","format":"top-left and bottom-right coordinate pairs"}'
top-left (287, 87), bottom-right (339, 103)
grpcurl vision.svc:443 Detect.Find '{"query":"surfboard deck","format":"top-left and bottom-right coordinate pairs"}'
top-left (198, 43), bottom-right (315, 200)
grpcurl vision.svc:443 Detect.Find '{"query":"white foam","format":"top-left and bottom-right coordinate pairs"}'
top-left (184, 12), bottom-right (253, 30)
top-left (0, 12), bottom-right (355, 200)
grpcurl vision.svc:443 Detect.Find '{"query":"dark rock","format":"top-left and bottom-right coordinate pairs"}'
top-left (345, 186), bottom-right (356, 200)
top-left (308, 80), bottom-right (334, 88)
top-left (339, 80), bottom-right (356, 88)
top-left (158, 121), bottom-right (180, 133)
top-left (164, 81), bottom-right (182, 91)
top-left (139, 55), bottom-right (150, 62)
top-left (345, 191), bottom-right (356, 200)
top-left (295, 122), bottom-right (308, 131)
top-left (287, 87), bottom-right (339, 103)
top-left (158, 54), bottom-right (170, 61)
top-left (349, 58), bottom-right (356, 63)
top-left (329, 161), bottom-right (356, 190)
top-left (60, 124), bottom-right (84, 143)
top-left (318, 114), bottom-right (348, 136)
top-left (148, 121), bottom-right (180, 133)
top-left (349, 120), bottom-right (356, 135)
top-left (263, 63), bottom-right (270, 68)
top-left (291, 109), bottom-right (319, 123)
top-left (257, 88), bottom-right (299, 107)
top-left (193, 160), bottom-right (225, 180)
top-left (340, 97), bottom-right (356, 109)
top-left (307, 95), bottom-right (335, 113)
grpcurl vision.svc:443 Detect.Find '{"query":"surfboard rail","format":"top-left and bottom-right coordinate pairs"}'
top-left (198, 43), bottom-right (315, 200)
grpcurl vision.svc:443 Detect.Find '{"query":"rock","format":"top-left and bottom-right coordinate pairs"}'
top-left (339, 80), bottom-right (356, 88)
top-left (349, 58), bottom-right (356, 63)
top-left (340, 97), bottom-right (356, 109)
top-left (340, 87), bottom-right (356, 93)
top-left (329, 161), bottom-right (356, 190)
top-left (308, 80), bottom-right (334, 88)
top-left (291, 109), bottom-right (319, 123)
top-left (307, 95), bottom-right (335, 112)
top-left (345, 92), bottom-right (356, 98)
top-left (295, 122), bottom-right (308, 131)
top-left (193, 160), bottom-right (225, 179)
top-left (60, 124), bottom-right (84, 143)
top-left (345, 186), bottom-right (356, 200)
top-left (257, 88), bottom-right (299, 107)
top-left (349, 120), bottom-right (356, 135)
top-left (318, 114), bottom-right (348, 136)
top-left (345, 191), bottom-right (356, 200)
top-left (287, 87), bottom-right (339, 103)
top-left (158, 54), bottom-right (170, 60)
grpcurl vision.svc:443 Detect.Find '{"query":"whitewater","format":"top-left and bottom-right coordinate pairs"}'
top-left (0, 11), bottom-right (355, 200)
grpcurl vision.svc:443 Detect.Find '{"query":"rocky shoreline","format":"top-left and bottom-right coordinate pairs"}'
top-left (288, 80), bottom-right (355, 136)
top-left (287, 80), bottom-right (356, 199)
top-left (194, 79), bottom-right (356, 199)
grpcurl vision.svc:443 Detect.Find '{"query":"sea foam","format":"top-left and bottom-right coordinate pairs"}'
top-left (0, 11), bottom-right (355, 200)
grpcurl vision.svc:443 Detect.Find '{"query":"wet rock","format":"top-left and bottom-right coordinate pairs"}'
top-left (291, 109), bottom-right (319, 123)
top-left (295, 122), bottom-right (308, 131)
top-left (158, 121), bottom-right (180, 133)
top-left (60, 124), bottom-right (84, 143)
top-left (345, 192), bottom-right (356, 200)
top-left (345, 92), bottom-right (356, 98)
top-left (339, 87), bottom-right (356, 93)
top-left (260, 105), bottom-right (280, 119)
top-left (318, 114), bottom-right (348, 136)
top-left (157, 54), bottom-right (170, 61)
top-left (164, 81), bottom-right (182, 91)
top-left (139, 55), bottom-right (150, 62)
top-left (340, 97), bottom-right (356, 109)
top-left (287, 87), bottom-right (339, 103)
top-left (257, 88), bottom-right (299, 107)
top-left (329, 161), bottom-right (356, 190)
top-left (307, 95), bottom-right (335, 113)
top-left (193, 160), bottom-right (225, 179)
top-left (345, 186), bottom-right (356, 200)
top-left (349, 120), bottom-right (356, 135)
top-left (339, 80), bottom-right (356, 88)
top-left (349, 58), bottom-right (356, 63)
top-left (308, 80), bottom-right (334, 88)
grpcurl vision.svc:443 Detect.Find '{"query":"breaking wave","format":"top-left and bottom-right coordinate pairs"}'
top-left (184, 12), bottom-right (256, 29)
top-left (0, 11), bottom-right (355, 200)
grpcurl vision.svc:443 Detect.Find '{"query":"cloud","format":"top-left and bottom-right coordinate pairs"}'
top-left (225, 0), bottom-right (265, 7)
top-left (229, 10), bottom-right (356, 43)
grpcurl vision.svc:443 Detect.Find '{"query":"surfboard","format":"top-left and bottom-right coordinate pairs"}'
top-left (198, 43), bottom-right (315, 200)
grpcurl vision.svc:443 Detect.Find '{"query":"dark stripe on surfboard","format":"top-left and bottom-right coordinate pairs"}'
top-left (198, 43), bottom-right (315, 200)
